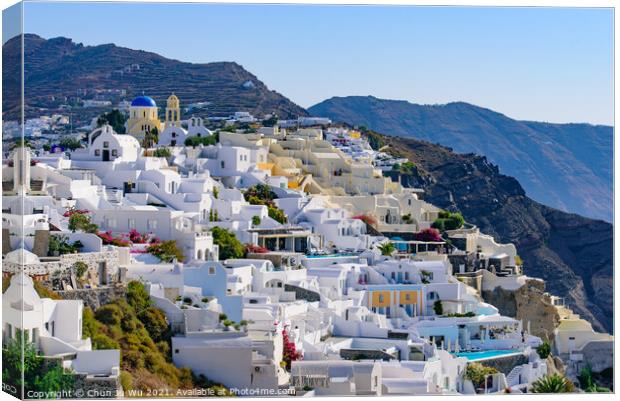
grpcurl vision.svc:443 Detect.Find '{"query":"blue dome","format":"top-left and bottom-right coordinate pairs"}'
top-left (131, 96), bottom-right (157, 107)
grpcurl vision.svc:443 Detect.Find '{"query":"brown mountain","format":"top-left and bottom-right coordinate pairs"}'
top-left (2, 34), bottom-right (308, 122)
top-left (368, 130), bottom-right (613, 333)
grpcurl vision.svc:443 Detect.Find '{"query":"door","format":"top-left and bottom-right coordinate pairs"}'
top-left (102, 149), bottom-right (110, 161)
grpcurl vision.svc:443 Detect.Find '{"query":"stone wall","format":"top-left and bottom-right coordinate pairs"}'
top-left (74, 373), bottom-right (121, 399)
top-left (57, 286), bottom-right (127, 310)
top-left (481, 278), bottom-right (559, 342)
top-left (579, 340), bottom-right (614, 373)
top-left (3, 250), bottom-right (122, 286)
top-left (340, 348), bottom-right (395, 361)
top-left (284, 283), bottom-right (320, 302)
top-left (477, 353), bottom-right (529, 375)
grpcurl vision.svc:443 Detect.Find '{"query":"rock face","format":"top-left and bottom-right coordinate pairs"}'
top-left (365, 131), bottom-right (613, 334)
top-left (309, 96), bottom-right (613, 222)
top-left (482, 279), bottom-right (560, 342)
top-left (3, 34), bottom-right (308, 123)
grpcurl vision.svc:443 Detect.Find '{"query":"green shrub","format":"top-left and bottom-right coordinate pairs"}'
top-left (465, 362), bottom-right (499, 388)
top-left (120, 371), bottom-right (133, 391)
top-left (153, 147), bottom-right (172, 158)
top-left (126, 281), bottom-right (151, 312)
top-left (95, 304), bottom-right (123, 326)
top-left (532, 374), bottom-right (574, 393)
top-left (211, 227), bottom-right (244, 260)
top-left (139, 307), bottom-right (170, 343)
top-left (433, 300), bottom-right (443, 315)
top-left (73, 261), bottom-right (88, 279)
top-left (147, 240), bottom-right (185, 262)
top-left (92, 333), bottom-right (120, 350)
top-left (537, 341), bottom-right (551, 359)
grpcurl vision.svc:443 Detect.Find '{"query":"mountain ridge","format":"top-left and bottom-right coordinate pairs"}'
top-left (2, 34), bottom-right (308, 122)
top-left (309, 95), bottom-right (613, 222)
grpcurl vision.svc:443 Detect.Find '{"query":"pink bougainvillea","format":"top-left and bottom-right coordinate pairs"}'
top-left (282, 327), bottom-right (302, 370)
top-left (413, 228), bottom-right (443, 242)
top-left (246, 244), bottom-right (269, 254)
top-left (97, 231), bottom-right (131, 247)
top-left (63, 208), bottom-right (90, 218)
top-left (352, 214), bottom-right (378, 227)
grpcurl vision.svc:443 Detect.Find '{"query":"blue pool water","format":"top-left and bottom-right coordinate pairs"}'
top-left (306, 253), bottom-right (358, 259)
top-left (451, 349), bottom-right (521, 361)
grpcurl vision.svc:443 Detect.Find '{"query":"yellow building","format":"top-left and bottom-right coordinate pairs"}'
top-left (164, 93), bottom-right (181, 128)
top-left (125, 95), bottom-right (163, 140)
top-left (368, 287), bottom-right (422, 317)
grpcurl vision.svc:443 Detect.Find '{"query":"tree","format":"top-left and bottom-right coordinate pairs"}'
top-left (59, 137), bottom-right (83, 150)
top-left (433, 300), bottom-right (443, 315)
top-left (97, 109), bottom-right (127, 134)
top-left (531, 374), bottom-right (574, 393)
top-left (251, 215), bottom-right (261, 227)
top-left (211, 227), bottom-right (244, 260)
top-left (377, 242), bottom-right (396, 256)
top-left (244, 185), bottom-right (288, 224)
top-left (432, 211), bottom-right (465, 231)
top-left (147, 240), bottom-right (184, 262)
top-left (536, 341), bottom-right (551, 359)
top-left (2, 330), bottom-right (75, 398)
top-left (68, 212), bottom-right (99, 233)
top-left (184, 133), bottom-right (218, 147)
top-left (142, 127), bottom-right (159, 148)
top-left (262, 115), bottom-right (278, 127)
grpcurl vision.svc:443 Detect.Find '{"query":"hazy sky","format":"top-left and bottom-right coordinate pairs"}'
top-left (9, 2), bottom-right (615, 125)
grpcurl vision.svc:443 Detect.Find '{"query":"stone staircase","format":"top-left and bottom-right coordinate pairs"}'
top-left (506, 365), bottom-right (523, 387)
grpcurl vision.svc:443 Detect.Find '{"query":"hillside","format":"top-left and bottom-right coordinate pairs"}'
top-left (309, 96), bottom-right (613, 222)
top-left (366, 130), bottom-right (613, 333)
top-left (2, 34), bottom-right (308, 122)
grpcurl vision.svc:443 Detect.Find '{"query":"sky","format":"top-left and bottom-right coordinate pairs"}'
top-left (4, 2), bottom-right (615, 125)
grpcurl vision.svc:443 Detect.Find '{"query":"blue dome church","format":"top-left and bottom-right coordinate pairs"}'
top-left (125, 95), bottom-right (163, 140)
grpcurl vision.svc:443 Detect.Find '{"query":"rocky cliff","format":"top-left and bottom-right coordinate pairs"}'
top-left (366, 130), bottom-right (613, 333)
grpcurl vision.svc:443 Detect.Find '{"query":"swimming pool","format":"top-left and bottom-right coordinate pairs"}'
top-left (451, 349), bottom-right (521, 361)
top-left (305, 253), bottom-right (358, 259)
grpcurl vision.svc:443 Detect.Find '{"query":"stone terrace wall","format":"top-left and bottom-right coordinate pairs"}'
top-left (56, 286), bottom-right (127, 310)
top-left (478, 353), bottom-right (529, 375)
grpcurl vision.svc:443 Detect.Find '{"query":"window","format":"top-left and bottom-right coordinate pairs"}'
top-left (208, 266), bottom-right (216, 275)
top-left (103, 141), bottom-right (109, 148)
top-left (111, 149), bottom-right (118, 157)
top-left (107, 218), bottom-right (117, 228)
top-left (128, 219), bottom-right (135, 229)
top-left (378, 294), bottom-right (384, 303)
top-left (172, 132), bottom-right (176, 138)
top-left (94, 149), bottom-right (100, 156)
top-left (147, 219), bottom-right (158, 230)
top-left (405, 272), bottom-right (410, 280)
top-left (405, 293), bottom-right (411, 300)
top-left (221, 161), bottom-right (225, 169)
top-left (175, 349), bottom-right (179, 354)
